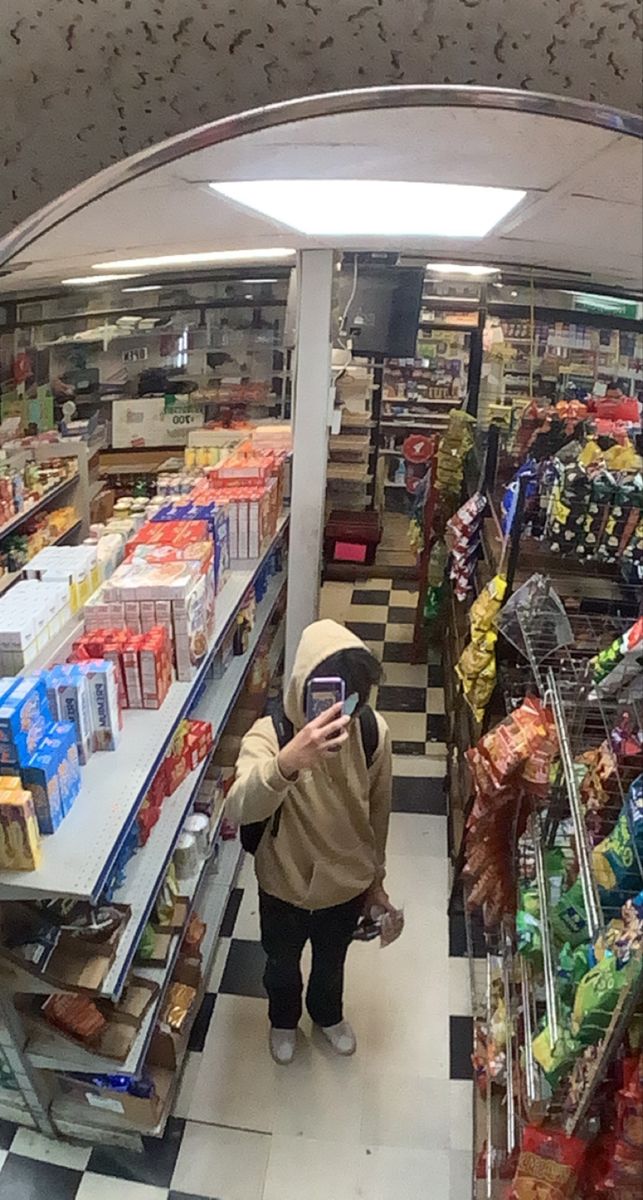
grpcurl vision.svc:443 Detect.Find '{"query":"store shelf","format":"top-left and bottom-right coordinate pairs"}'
top-left (381, 417), bottom-right (453, 429)
top-left (0, 473), bottom-right (79, 544)
top-left (0, 515), bottom-right (289, 904)
top-left (0, 521), bottom-right (83, 598)
top-left (50, 838), bottom-right (242, 1135)
top-left (27, 834), bottom-right (241, 1077)
top-left (383, 396), bottom-right (456, 406)
top-left (99, 584), bottom-right (285, 995)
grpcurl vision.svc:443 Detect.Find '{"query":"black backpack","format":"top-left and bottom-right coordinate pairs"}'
top-left (240, 701), bottom-right (379, 855)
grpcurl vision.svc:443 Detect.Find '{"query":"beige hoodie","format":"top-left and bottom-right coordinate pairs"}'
top-left (226, 619), bottom-right (392, 910)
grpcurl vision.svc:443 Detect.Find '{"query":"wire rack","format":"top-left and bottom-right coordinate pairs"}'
top-left (470, 576), bottom-right (643, 1191)
top-left (510, 582), bottom-right (642, 1127)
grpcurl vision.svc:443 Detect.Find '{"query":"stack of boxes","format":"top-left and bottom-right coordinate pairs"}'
top-left (147, 507), bottom-right (230, 593)
top-left (0, 675), bottom-right (80, 857)
top-left (46, 660), bottom-right (122, 758)
top-left (137, 718), bottom-right (213, 846)
top-left (0, 581), bottom-right (72, 674)
top-left (84, 517), bottom-right (219, 683)
top-left (192, 445), bottom-right (285, 561)
top-left (69, 627), bottom-right (172, 712)
top-left (24, 544), bottom-right (102, 614)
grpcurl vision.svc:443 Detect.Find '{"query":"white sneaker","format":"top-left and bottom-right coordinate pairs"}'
top-left (269, 1028), bottom-right (297, 1065)
top-left (321, 1020), bottom-right (356, 1056)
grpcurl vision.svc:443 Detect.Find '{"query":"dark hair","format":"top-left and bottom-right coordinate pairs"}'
top-left (308, 647), bottom-right (382, 711)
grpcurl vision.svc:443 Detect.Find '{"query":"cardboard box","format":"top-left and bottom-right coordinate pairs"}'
top-left (111, 976), bottom-right (158, 1028)
top-left (38, 998), bottom-right (137, 1063)
top-left (0, 903), bottom-right (130, 996)
top-left (134, 930), bottom-right (172, 969)
top-left (57, 1067), bottom-right (171, 1131)
top-left (151, 895), bottom-right (189, 934)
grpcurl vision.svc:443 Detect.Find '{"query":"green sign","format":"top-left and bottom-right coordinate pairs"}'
top-left (573, 293), bottom-right (639, 319)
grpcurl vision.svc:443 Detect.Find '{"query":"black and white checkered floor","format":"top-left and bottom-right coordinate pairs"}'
top-left (0, 579), bottom-right (473, 1200)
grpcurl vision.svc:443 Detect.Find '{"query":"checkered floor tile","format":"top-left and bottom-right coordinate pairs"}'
top-left (0, 577), bottom-right (472, 1200)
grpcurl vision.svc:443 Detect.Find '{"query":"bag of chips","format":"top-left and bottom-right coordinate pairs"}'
top-left (572, 954), bottom-right (635, 1047)
top-left (509, 1124), bottom-right (586, 1198)
top-left (552, 878), bottom-right (589, 947)
top-left (593, 806), bottom-right (643, 911)
top-left (532, 1020), bottom-right (579, 1090)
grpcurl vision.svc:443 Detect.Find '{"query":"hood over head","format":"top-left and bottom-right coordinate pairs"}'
top-left (284, 618), bottom-right (375, 727)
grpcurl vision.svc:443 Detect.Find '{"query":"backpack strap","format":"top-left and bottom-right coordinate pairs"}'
top-left (358, 704), bottom-right (379, 769)
top-left (268, 699), bottom-right (293, 838)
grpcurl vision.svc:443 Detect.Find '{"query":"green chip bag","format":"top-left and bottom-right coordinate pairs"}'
top-left (137, 922), bottom-right (156, 961)
top-left (552, 877), bottom-right (589, 947)
top-left (572, 955), bottom-right (633, 1046)
top-left (532, 1020), bottom-right (579, 1088)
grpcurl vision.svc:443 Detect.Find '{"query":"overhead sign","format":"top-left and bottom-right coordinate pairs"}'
top-left (573, 293), bottom-right (639, 319)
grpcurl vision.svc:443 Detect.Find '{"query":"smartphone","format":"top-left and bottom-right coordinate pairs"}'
top-left (305, 676), bottom-right (345, 722)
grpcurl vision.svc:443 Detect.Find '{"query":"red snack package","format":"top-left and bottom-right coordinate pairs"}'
top-left (44, 994), bottom-right (106, 1045)
top-left (510, 1126), bottom-right (586, 1199)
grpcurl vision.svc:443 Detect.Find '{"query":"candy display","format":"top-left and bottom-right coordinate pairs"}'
top-left (500, 426), bottom-right (643, 583)
top-left (445, 492), bottom-right (487, 601)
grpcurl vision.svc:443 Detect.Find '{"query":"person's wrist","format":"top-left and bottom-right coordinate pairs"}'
top-left (277, 746), bottom-right (298, 779)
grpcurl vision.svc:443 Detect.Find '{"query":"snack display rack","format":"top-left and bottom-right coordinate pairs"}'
top-left (457, 576), bottom-right (643, 1196)
top-left (0, 513), bottom-right (289, 1146)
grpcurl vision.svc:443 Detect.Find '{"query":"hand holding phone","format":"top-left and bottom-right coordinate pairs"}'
top-left (305, 677), bottom-right (345, 722)
top-left (277, 701), bottom-right (351, 777)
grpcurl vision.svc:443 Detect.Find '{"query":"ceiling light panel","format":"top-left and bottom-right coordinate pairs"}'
top-left (62, 274), bottom-right (142, 285)
top-left (209, 180), bottom-right (526, 238)
top-left (427, 263), bottom-right (500, 275)
top-left (92, 248), bottom-right (295, 270)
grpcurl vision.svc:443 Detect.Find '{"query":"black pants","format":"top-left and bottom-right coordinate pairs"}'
top-left (259, 889), bottom-right (363, 1030)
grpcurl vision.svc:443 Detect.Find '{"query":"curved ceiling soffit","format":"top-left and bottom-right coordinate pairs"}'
top-left (1, 84), bottom-right (642, 273)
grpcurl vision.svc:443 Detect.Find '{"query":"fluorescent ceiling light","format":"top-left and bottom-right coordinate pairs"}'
top-left (240, 278), bottom-right (279, 283)
top-left (122, 284), bottom-right (163, 293)
top-left (62, 273), bottom-right (142, 285)
top-left (423, 295), bottom-right (480, 303)
top-left (92, 248), bottom-right (295, 270)
top-left (209, 180), bottom-right (525, 237)
top-left (427, 263), bottom-right (499, 276)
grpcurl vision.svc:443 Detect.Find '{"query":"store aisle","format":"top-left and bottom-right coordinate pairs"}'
top-left (0, 580), bottom-right (472, 1200)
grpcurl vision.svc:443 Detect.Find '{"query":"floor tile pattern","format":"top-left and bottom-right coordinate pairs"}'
top-left (0, 579), bottom-right (472, 1199)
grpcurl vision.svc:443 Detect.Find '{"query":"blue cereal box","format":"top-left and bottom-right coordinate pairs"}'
top-left (22, 748), bottom-right (64, 835)
top-left (0, 677), bottom-right (50, 746)
top-left (42, 722), bottom-right (81, 814)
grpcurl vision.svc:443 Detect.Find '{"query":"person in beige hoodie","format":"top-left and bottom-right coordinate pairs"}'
top-left (226, 619), bottom-right (393, 1064)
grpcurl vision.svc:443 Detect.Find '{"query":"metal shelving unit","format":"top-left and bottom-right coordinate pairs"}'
top-left (99, 575), bottom-right (286, 1001)
top-left (0, 515), bottom-right (288, 903)
top-left (0, 514), bottom-right (289, 1141)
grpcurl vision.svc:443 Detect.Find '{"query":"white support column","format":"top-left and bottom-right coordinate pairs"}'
top-left (285, 249), bottom-right (334, 679)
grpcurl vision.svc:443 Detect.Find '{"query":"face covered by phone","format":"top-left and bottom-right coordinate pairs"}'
top-left (304, 647), bottom-right (382, 729)
top-left (305, 676), bottom-right (345, 723)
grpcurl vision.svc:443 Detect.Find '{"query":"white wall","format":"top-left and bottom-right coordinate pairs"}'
top-left (2, 0), bottom-right (641, 234)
